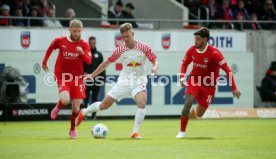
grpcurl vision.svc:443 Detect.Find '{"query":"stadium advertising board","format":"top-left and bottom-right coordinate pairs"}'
top-left (0, 28), bottom-right (246, 52)
top-left (1, 105), bottom-right (275, 121)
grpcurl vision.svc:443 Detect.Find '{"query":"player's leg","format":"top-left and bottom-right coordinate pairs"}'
top-left (75, 95), bottom-right (116, 126)
top-left (195, 91), bottom-right (213, 118)
top-left (131, 90), bottom-right (147, 139)
top-left (69, 99), bottom-right (81, 139)
top-left (84, 95), bottom-right (116, 114)
top-left (176, 94), bottom-right (196, 138)
top-left (76, 82), bottom-right (131, 126)
top-left (69, 81), bottom-right (86, 138)
top-left (195, 104), bottom-right (207, 118)
top-left (51, 90), bottom-right (70, 120)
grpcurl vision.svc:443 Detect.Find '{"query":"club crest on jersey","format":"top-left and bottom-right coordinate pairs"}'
top-left (162, 33), bottom-right (170, 50)
top-left (114, 33), bottom-right (123, 47)
top-left (21, 31), bottom-right (31, 49)
top-left (203, 58), bottom-right (209, 63)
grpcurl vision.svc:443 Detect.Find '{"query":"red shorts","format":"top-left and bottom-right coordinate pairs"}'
top-left (185, 84), bottom-right (215, 109)
top-left (57, 79), bottom-right (86, 99)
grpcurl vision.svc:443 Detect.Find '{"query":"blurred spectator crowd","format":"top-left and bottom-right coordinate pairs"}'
top-left (1, 0), bottom-right (275, 30)
top-left (107, 1), bottom-right (138, 28)
top-left (0, 0), bottom-right (75, 27)
top-left (0, 0), bottom-right (138, 28)
top-left (181, 0), bottom-right (276, 30)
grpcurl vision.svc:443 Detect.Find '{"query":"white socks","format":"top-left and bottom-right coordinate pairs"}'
top-left (83, 102), bottom-right (101, 116)
top-left (132, 108), bottom-right (146, 134)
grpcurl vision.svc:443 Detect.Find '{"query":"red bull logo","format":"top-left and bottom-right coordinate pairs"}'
top-left (162, 33), bottom-right (170, 50)
top-left (115, 33), bottom-right (123, 47)
top-left (127, 61), bottom-right (141, 68)
top-left (21, 31), bottom-right (31, 49)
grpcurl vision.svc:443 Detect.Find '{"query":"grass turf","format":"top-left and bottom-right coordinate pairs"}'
top-left (0, 119), bottom-right (276, 159)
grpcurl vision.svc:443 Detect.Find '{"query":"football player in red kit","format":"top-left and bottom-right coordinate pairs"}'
top-left (42, 20), bottom-right (92, 139)
top-left (176, 27), bottom-right (241, 138)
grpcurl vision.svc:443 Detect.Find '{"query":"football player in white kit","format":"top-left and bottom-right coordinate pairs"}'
top-left (75, 23), bottom-right (158, 139)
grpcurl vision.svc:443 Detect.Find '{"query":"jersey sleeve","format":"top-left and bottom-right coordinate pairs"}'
top-left (108, 45), bottom-right (125, 62)
top-left (180, 47), bottom-right (193, 79)
top-left (143, 44), bottom-right (157, 62)
top-left (81, 42), bottom-right (92, 65)
top-left (42, 37), bottom-right (60, 65)
top-left (213, 49), bottom-right (226, 66)
top-left (213, 50), bottom-right (237, 91)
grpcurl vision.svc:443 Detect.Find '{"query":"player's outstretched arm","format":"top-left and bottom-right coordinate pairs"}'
top-left (179, 51), bottom-right (192, 87)
top-left (220, 63), bottom-right (241, 99)
top-left (42, 38), bottom-right (58, 72)
top-left (214, 50), bottom-right (241, 99)
top-left (84, 60), bottom-right (111, 80)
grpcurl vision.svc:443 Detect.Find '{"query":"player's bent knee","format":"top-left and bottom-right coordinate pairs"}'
top-left (137, 100), bottom-right (146, 108)
top-left (195, 113), bottom-right (203, 119)
top-left (61, 99), bottom-right (70, 106)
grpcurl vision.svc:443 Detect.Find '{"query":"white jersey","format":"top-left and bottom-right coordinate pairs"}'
top-left (107, 41), bottom-right (156, 101)
top-left (108, 41), bottom-right (156, 78)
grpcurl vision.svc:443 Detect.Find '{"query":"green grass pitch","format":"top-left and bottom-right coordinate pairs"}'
top-left (0, 119), bottom-right (276, 159)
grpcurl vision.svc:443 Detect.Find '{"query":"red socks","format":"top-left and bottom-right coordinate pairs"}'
top-left (56, 100), bottom-right (63, 109)
top-left (56, 100), bottom-right (79, 131)
top-left (70, 112), bottom-right (79, 131)
top-left (180, 116), bottom-right (189, 132)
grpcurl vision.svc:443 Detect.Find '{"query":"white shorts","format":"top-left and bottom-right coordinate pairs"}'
top-left (107, 76), bottom-right (147, 101)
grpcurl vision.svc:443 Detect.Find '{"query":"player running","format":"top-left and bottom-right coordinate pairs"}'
top-left (75, 23), bottom-right (158, 139)
top-left (42, 20), bottom-right (92, 139)
top-left (176, 27), bottom-right (241, 138)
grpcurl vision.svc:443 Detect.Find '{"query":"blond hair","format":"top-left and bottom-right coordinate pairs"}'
top-left (120, 23), bottom-right (133, 33)
top-left (70, 19), bottom-right (83, 28)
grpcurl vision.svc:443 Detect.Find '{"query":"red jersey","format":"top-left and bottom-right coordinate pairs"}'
top-left (42, 36), bottom-right (92, 80)
top-left (180, 44), bottom-right (237, 91)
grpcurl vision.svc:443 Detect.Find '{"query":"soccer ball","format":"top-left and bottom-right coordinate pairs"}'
top-left (91, 123), bottom-right (108, 139)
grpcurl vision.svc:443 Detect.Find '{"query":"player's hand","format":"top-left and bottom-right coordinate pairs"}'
top-left (76, 46), bottom-right (84, 55)
top-left (179, 78), bottom-right (186, 87)
top-left (42, 64), bottom-right (49, 72)
top-left (151, 66), bottom-right (158, 76)
top-left (232, 90), bottom-right (241, 99)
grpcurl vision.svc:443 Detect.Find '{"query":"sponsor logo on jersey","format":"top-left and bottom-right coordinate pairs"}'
top-left (115, 33), bottom-right (123, 47)
top-left (21, 31), bottom-right (31, 49)
top-left (193, 62), bottom-right (207, 69)
top-left (127, 61), bottom-right (141, 68)
top-left (63, 52), bottom-right (79, 58)
top-left (162, 33), bottom-right (170, 50)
